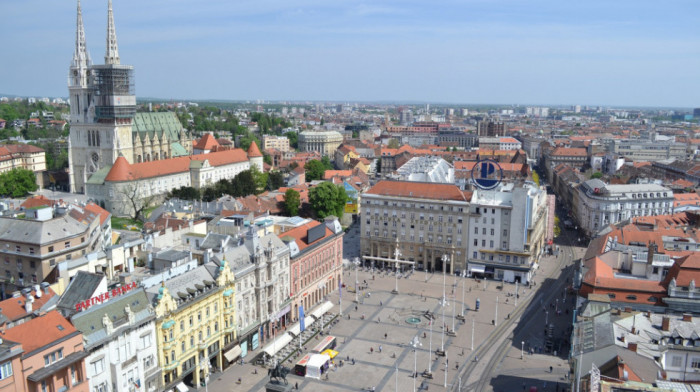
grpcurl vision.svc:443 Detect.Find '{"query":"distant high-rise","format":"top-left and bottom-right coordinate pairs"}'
top-left (693, 108), bottom-right (700, 118)
top-left (476, 121), bottom-right (506, 137)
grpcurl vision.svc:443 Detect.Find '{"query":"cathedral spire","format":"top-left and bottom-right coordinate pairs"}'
top-left (105, 0), bottom-right (120, 65)
top-left (72, 0), bottom-right (91, 71)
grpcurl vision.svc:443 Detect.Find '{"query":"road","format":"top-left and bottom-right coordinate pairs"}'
top-left (455, 229), bottom-right (580, 392)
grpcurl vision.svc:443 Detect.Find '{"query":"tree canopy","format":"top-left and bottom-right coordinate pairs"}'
top-left (284, 188), bottom-right (300, 216)
top-left (0, 169), bottom-right (37, 197)
top-left (267, 171), bottom-right (285, 191)
top-left (309, 182), bottom-right (348, 219)
top-left (304, 158), bottom-right (333, 181)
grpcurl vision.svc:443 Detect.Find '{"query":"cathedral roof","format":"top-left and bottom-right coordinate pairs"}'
top-left (132, 113), bottom-right (185, 142)
top-left (194, 133), bottom-right (219, 150)
top-left (102, 149), bottom-right (249, 182)
top-left (247, 141), bottom-right (263, 158)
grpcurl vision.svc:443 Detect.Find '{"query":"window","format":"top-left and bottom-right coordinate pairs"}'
top-left (65, 241), bottom-right (71, 249)
top-left (691, 358), bottom-right (700, 369)
top-left (474, 227), bottom-right (478, 234)
top-left (48, 246), bottom-right (54, 252)
top-left (626, 295), bottom-right (637, 300)
top-left (648, 296), bottom-right (658, 303)
top-left (473, 239), bottom-right (478, 246)
top-left (671, 355), bottom-right (683, 368)
top-left (44, 349), bottom-right (63, 367)
top-left (473, 252), bottom-right (477, 259)
top-left (140, 333), bottom-right (152, 349)
top-left (0, 361), bottom-right (12, 380)
top-left (503, 230), bottom-right (508, 236)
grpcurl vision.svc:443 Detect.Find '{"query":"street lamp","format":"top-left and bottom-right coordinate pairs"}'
top-left (460, 271), bottom-right (466, 318)
top-left (393, 239), bottom-right (401, 294)
top-left (270, 315), bottom-right (279, 367)
top-left (521, 341), bottom-right (524, 360)
top-left (425, 315), bottom-right (434, 378)
top-left (353, 257), bottom-right (360, 303)
top-left (494, 296), bottom-right (499, 327)
top-left (200, 357), bottom-right (211, 392)
top-left (318, 282), bottom-right (327, 332)
top-left (471, 318), bottom-right (474, 351)
top-left (515, 281), bottom-right (519, 307)
top-left (444, 358), bottom-right (448, 388)
top-left (410, 336), bottom-right (422, 392)
top-left (439, 254), bottom-right (448, 354)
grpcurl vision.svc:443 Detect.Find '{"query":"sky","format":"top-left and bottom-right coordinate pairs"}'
top-left (2, 0), bottom-right (699, 107)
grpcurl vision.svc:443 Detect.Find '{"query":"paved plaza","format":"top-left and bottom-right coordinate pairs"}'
top-left (203, 228), bottom-right (584, 392)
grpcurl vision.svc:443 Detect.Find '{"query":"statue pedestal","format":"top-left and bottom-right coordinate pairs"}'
top-left (265, 382), bottom-right (292, 392)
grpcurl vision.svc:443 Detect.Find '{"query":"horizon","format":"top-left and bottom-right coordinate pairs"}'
top-left (2, 0), bottom-right (699, 108)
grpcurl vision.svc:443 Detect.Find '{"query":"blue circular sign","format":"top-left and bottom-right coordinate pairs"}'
top-left (470, 159), bottom-right (503, 190)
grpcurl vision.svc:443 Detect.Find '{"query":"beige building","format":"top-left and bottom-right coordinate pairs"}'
top-left (361, 181), bottom-right (471, 273)
top-left (262, 135), bottom-right (290, 152)
top-left (0, 203), bottom-right (109, 293)
top-left (0, 145), bottom-right (46, 174)
top-left (298, 130), bottom-right (343, 157)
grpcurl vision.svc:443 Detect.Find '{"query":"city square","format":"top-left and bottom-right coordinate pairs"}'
top-left (204, 224), bottom-right (583, 391)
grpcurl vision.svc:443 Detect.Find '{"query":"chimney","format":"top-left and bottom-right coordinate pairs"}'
top-left (40, 282), bottom-right (50, 295)
top-left (647, 242), bottom-right (657, 265)
top-left (683, 314), bottom-right (693, 322)
top-left (628, 342), bottom-right (638, 352)
top-left (34, 284), bottom-right (41, 298)
top-left (662, 316), bottom-right (671, 331)
top-left (24, 294), bottom-right (33, 313)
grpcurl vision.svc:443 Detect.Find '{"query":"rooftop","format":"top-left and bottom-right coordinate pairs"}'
top-left (365, 180), bottom-right (470, 202)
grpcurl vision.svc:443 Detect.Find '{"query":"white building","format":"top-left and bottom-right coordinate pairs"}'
top-left (575, 180), bottom-right (674, 237)
top-left (478, 137), bottom-right (522, 151)
top-left (71, 288), bottom-right (159, 392)
top-left (393, 156), bottom-right (454, 184)
top-left (201, 228), bottom-right (292, 357)
top-left (86, 145), bottom-right (263, 216)
top-left (298, 130), bottom-right (343, 156)
top-left (466, 182), bottom-right (548, 284)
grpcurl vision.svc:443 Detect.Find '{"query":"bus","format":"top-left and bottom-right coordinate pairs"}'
top-left (294, 354), bottom-right (311, 376)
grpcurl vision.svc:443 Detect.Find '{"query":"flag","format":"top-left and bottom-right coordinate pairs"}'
top-left (299, 305), bottom-right (305, 332)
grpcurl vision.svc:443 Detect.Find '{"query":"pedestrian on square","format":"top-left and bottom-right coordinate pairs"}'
top-left (379, 345), bottom-right (382, 353)
top-left (370, 347), bottom-right (373, 354)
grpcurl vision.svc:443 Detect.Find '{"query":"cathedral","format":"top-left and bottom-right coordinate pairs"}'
top-left (68, 0), bottom-right (193, 193)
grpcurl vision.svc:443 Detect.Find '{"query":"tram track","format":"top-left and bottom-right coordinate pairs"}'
top-left (455, 230), bottom-right (577, 391)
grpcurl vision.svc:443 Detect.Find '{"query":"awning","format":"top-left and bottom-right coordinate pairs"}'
top-left (175, 382), bottom-right (189, 392)
top-left (469, 264), bottom-right (485, 274)
top-left (262, 333), bottom-right (294, 357)
top-left (310, 301), bottom-right (334, 320)
top-left (224, 345), bottom-right (242, 362)
top-left (288, 315), bottom-right (317, 336)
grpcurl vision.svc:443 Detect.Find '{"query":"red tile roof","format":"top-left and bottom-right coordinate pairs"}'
top-left (0, 287), bottom-right (56, 323)
top-left (20, 195), bottom-right (59, 209)
top-left (83, 202), bottom-right (111, 225)
top-left (323, 170), bottom-right (352, 180)
top-left (550, 147), bottom-right (587, 157)
top-left (247, 141), bottom-right (263, 158)
top-left (2, 310), bottom-right (77, 354)
top-left (105, 149), bottom-right (249, 182)
top-left (279, 220), bottom-right (334, 252)
top-left (366, 181), bottom-right (470, 201)
top-left (193, 134), bottom-right (220, 150)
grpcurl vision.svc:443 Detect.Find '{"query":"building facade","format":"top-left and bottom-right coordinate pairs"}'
top-left (361, 181), bottom-right (471, 273)
top-left (279, 218), bottom-right (343, 324)
top-left (71, 288), bottom-right (159, 392)
top-left (2, 311), bottom-right (88, 392)
top-left (478, 137), bottom-right (522, 151)
top-left (466, 182), bottom-right (548, 284)
top-left (608, 139), bottom-right (687, 162)
top-left (0, 204), bottom-right (107, 292)
top-left (204, 229), bottom-right (291, 365)
top-left (262, 135), bottom-right (290, 153)
top-left (575, 179), bottom-right (674, 237)
top-left (67, 1), bottom-right (193, 193)
top-left (436, 128), bottom-right (478, 150)
top-left (298, 131), bottom-right (343, 156)
top-left (146, 261), bottom-right (235, 390)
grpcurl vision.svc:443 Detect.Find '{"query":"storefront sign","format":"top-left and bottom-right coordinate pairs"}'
top-left (75, 281), bottom-right (138, 312)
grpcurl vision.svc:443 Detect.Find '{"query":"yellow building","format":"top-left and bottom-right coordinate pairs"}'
top-left (150, 260), bottom-right (235, 389)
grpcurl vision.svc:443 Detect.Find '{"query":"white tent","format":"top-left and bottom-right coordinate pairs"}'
top-left (310, 301), bottom-right (334, 320)
top-left (262, 333), bottom-right (293, 357)
top-left (305, 353), bottom-right (330, 379)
